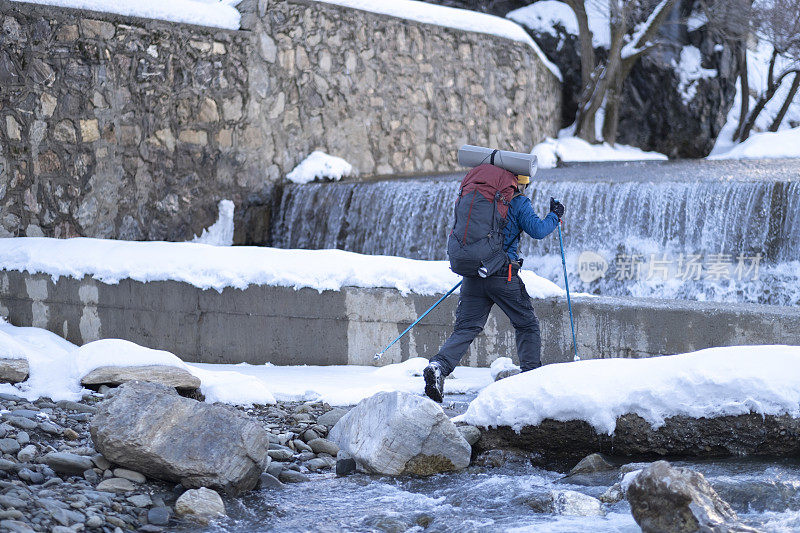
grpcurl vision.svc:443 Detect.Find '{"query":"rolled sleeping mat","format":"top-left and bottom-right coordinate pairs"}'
top-left (457, 145), bottom-right (538, 177)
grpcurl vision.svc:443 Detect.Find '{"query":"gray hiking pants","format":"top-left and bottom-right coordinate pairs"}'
top-left (431, 274), bottom-right (542, 376)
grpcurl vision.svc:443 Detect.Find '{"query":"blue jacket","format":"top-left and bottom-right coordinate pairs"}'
top-left (503, 195), bottom-right (559, 262)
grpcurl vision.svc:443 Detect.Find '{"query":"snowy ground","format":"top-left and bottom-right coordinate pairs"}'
top-left (194, 359), bottom-right (491, 406)
top-left (5, 316), bottom-right (800, 431)
top-left (507, 0), bottom-right (610, 48)
top-left (532, 135), bottom-right (668, 169)
top-left (458, 345), bottom-right (800, 433)
top-left (0, 318), bottom-right (489, 406)
top-left (0, 237), bottom-right (564, 297)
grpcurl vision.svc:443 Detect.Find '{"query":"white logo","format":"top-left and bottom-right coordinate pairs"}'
top-left (578, 251), bottom-right (608, 283)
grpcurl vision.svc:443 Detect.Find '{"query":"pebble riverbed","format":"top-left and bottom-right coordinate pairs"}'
top-left (0, 390), bottom-right (352, 532)
top-left (5, 391), bottom-right (800, 533)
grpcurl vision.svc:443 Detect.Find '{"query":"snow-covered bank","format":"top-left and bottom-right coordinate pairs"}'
top-left (532, 136), bottom-right (668, 169)
top-left (458, 345), bottom-right (800, 434)
top-left (0, 320), bottom-right (490, 406)
top-left (0, 237), bottom-right (564, 297)
top-left (0, 323), bottom-right (276, 405)
top-left (708, 127), bottom-right (800, 160)
top-left (10, 0), bottom-right (242, 29)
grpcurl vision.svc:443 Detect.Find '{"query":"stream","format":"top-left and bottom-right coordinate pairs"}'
top-left (195, 457), bottom-right (800, 532)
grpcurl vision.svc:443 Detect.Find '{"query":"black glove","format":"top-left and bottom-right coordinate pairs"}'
top-left (550, 197), bottom-right (565, 219)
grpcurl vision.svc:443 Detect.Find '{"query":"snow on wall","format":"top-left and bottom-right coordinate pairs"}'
top-left (317, 0), bottom-right (561, 80)
top-left (0, 237), bottom-right (565, 297)
top-left (675, 45), bottom-right (717, 105)
top-left (286, 152), bottom-right (355, 184)
top-left (10, 0), bottom-right (242, 29)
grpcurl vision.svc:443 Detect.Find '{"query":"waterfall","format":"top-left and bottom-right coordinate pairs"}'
top-left (272, 175), bottom-right (800, 306)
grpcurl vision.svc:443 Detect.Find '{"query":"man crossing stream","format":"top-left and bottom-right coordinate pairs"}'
top-left (424, 164), bottom-right (565, 403)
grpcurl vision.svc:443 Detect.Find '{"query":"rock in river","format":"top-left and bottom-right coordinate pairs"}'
top-left (627, 461), bottom-right (760, 533)
top-left (90, 381), bottom-right (269, 495)
top-left (175, 487), bottom-right (226, 524)
top-left (329, 391), bottom-right (471, 476)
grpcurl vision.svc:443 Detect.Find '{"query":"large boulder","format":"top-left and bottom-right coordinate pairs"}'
top-left (329, 391), bottom-right (471, 476)
top-left (0, 358), bottom-right (28, 383)
top-left (81, 365), bottom-right (201, 391)
top-left (90, 381), bottom-right (269, 495)
top-left (627, 461), bottom-right (760, 533)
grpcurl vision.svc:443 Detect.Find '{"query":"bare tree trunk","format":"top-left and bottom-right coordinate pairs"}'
top-left (740, 68), bottom-right (800, 140)
top-left (769, 72), bottom-right (800, 131)
top-left (569, 0), bottom-right (678, 144)
top-left (565, 0), bottom-right (599, 142)
top-left (733, 42), bottom-right (751, 141)
top-left (602, 63), bottom-right (626, 144)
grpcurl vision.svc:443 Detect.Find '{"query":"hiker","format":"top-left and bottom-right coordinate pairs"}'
top-left (424, 164), bottom-right (565, 403)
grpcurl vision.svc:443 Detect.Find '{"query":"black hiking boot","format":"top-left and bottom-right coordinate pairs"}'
top-left (423, 362), bottom-right (444, 403)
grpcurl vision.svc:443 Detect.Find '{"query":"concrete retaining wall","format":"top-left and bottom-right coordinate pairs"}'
top-left (2, 270), bottom-right (799, 366)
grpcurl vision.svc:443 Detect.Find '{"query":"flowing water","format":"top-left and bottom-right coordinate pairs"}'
top-left (272, 160), bottom-right (800, 306)
top-left (197, 457), bottom-right (800, 532)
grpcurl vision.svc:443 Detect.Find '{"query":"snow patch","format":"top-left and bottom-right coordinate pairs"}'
top-left (0, 237), bottom-right (566, 297)
top-left (620, 469), bottom-right (642, 492)
top-left (372, 357), bottom-right (429, 379)
top-left (532, 136), bottom-right (668, 169)
top-left (192, 199), bottom-right (234, 246)
top-left (675, 45), bottom-right (717, 105)
top-left (489, 357), bottom-right (519, 381)
top-left (708, 127), bottom-right (800, 160)
top-left (286, 151), bottom-right (355, 184)
top-left (0, 323), bottom-right (276, 405)
top-left (686, 11), bottom-right (707, 32)
top-left (458, 345), bottom-right (800, 434)
top-left (318, 0), bottom-right (562, 80)
top-left (507, 0), bottom-right (611, 49)
top-left (10, 0), bottom-right (242, 30)
top-left (192, 360), bottom-right (492, 406)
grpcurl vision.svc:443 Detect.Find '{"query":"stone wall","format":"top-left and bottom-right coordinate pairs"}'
top-left (237, 0), bottom-right (561, 177)
top-left (0, 2), bottom-right (260, 242)
top-left (0, 0), bottom-right (560, 241)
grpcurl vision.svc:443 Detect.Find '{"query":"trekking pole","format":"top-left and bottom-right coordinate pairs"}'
top-left (555, 200), bottom-right (579, 361)
top-left (374, 280), bottom-right (463, 361)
